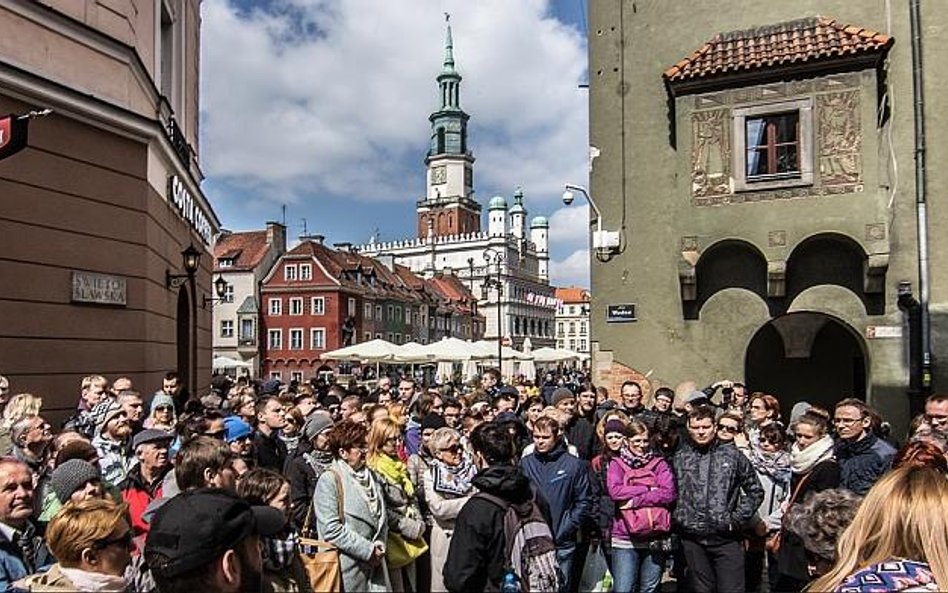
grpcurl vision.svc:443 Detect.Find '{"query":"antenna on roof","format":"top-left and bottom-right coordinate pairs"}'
top-left (281, 204), bottom-right (286, 225)
top-left (301, 218), bottom-right (308, 236)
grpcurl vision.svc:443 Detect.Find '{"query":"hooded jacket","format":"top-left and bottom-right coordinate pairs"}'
top-left (835, 433), bottom-right (896, 495)
top-left (672, 438), bottom-right (763, 540)
top-left (443, 464), bottom-right (534, 593)
top-left (520, 440), bottom-right (595, 545)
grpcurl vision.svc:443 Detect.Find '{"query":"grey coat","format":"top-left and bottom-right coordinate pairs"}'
top-left (315, 459), bottom-right (390, 593)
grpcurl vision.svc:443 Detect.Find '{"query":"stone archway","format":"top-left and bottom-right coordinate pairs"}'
top-left (744, 312), bottom-right (868, 413)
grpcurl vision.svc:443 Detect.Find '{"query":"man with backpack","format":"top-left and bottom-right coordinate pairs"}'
top-left (444, 422), bottom-right (561, 592)
top-left (521, 415), bottom-right (595, 592)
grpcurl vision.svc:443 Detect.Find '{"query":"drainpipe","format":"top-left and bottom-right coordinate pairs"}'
top-left (909, 0), bottom-right (933, 396)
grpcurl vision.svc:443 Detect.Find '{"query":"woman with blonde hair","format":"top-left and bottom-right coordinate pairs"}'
top-left (808, 465), bottom-right (948, 592)
top-left (367, 418), bottom-right (427, 592)
top-left (22, 497), bottom-right (132, 591)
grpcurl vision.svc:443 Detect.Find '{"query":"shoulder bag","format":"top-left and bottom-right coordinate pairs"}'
top-left (298, 469), bottom-right (344, 592)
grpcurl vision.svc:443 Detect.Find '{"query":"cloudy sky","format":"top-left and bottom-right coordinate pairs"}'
top-left (200, 0), bottom-right (591, 288)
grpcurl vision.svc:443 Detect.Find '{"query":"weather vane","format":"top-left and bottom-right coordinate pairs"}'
top-left (445, 12), bottom-right (450, 23)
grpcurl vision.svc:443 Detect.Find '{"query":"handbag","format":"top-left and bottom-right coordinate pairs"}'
top-left (298, 470), bottom-right (344, 593)
top-left (765, 471), bottom-right (813, 554)
top-left (385, 531), bottom-right (429, 569)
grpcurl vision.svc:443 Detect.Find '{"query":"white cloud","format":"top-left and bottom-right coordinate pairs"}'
top-left (550, 248), bottom-right (589, 288)
top-left (548, 204), bottom-right (590, 245)
top-left (200, 0), bottom-right (588, 207)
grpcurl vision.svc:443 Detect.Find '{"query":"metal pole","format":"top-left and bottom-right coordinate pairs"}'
top-left (910, 0), bottom-right (933, 393)
top-left (497, 282), bottom-right (503, 371)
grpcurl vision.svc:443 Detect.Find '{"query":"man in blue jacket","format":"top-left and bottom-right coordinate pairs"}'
top-left (521, 415), bottom-right (595, 592)
top-left (833, 398), bottom-right (896, 495)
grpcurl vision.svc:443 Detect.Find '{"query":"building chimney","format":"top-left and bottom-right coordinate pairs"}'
top-left (300, 234), bottom-right (325, 245)
top-left (333, 242), bottom-right (353, 252)
top-left (376, 253), bottom-right (396, 271)
top-left (266, 221), bottom-right (287, 254)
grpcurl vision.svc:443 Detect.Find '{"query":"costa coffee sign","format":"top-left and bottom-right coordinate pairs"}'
top-left (168, 175), bottom-right (213, 246)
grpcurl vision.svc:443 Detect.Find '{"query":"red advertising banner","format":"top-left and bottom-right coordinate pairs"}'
top-left (0, 114), bottom-right (30, 161)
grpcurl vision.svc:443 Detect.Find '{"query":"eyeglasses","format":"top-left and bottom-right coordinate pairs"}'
top-left (155, 406), bottom-right (173, 412)
top-left (762, 437), bottom-right (783, 446)
top-left (94, 531), bottom-right (133, 550)
top-left (440, 444), bottom-right (461, 454)
top-left (717, 424), bottom-right (741, 434)
top-left (833, 417), bottom-right (863, 425)
top-left (926, 414), bottom-right (948, 424)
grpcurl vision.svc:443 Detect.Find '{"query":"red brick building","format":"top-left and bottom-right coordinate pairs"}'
top-left (260, 236), bottom-right (482, 380)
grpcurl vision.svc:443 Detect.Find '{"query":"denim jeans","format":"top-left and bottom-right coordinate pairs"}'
top-left (555, 540), bottom-right (589, 593)
top-left (611, 547), bottom-right (666, 593)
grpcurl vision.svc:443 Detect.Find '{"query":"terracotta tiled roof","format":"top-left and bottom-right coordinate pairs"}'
top-left (663, 16), bottom-right (893, 84)
top-left (214, 231), bottom-right (270, 271)
top-left (555, 286), bottom-right (590, 304)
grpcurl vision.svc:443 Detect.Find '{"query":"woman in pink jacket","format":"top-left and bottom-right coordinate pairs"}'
top-left (605, 418), bottom-right (677, 593)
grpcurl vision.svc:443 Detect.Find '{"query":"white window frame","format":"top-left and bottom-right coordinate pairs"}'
top-left (269, 371), bottom-right (282, 380)
top-left (376, 332), bottom-right (383, 339)
top-left (291, 371), bottom-right (304, 382)
top-left (311, 327), bottom-right (326, 350)
top-left (364, 331), bottom-right (372, 342)
top-left (364, 303), bottom-right (373, 320)
top-left (289, 297), bottom-right (303, 316)
top-left (268, 329), bottom-right (282, 349)
top-left (375, 305), bottom-right (383, 320)
top-left (395, 333), bottom-right (401, 344)
top-left (387, 305), bottom-right (394, 320)
top-left (732, 98), bottom-right (814, 192)
top-left (268, 298), bottom-right (282, 316)
top-left (405, 307), bottom-right (412, 326)
top-left (284, 264), bottom-right (298, 281)
top-left (289, 328), bottom-right (303, 350)
top-left (220, 319), bottom-right (234, 338)
top-left (222, 284), bottom-right (234, 303)
top-left (311, 296), bottom-right (325, 316)
top-left (299, 264), bottom-right (312, 281)
top-left (348, 297), bottom-right (357, 317)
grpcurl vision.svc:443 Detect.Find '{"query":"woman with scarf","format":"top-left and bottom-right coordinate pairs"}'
top-left (741, 422), bottom-right (792, 592)
top-left (423, 426), bottom-right (478, 592)
top-left (367, 417), bottom-right (428, 592)
top-left (604, 419), bottom-right (676, 593)
top-left (775, 410), bottom-right (840, 592)
top-left (315, 420), bottom-right (389, 592)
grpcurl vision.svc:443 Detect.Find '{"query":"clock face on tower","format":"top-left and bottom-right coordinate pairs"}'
top-left (431, 166), bottom-right (447, 185)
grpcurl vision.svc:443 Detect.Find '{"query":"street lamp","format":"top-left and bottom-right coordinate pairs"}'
top-left (203, 275), bottom-right (230, 309)
top-left (562, 183), bottom-right (621, 259)
top-left (481, 248), bottom-right (505, 370)
top-left (166, 244), bottom-right (201, 289)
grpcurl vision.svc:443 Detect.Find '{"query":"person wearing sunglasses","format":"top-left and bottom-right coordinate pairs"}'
top-left (716, 412), bottom-right (744, 445)
top-left (424, 426), bottom-right (477, 593)
top-left (743, 423), bottom-right (791, 592)
top-left (22, 498), bottom-right (132, 592)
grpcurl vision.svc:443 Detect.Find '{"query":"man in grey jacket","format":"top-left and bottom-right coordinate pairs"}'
top-left (673, 406), bottom-right (763, 593)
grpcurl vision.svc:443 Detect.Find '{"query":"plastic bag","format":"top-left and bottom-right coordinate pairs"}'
top-left (579, 543), bottom-right (613, 592)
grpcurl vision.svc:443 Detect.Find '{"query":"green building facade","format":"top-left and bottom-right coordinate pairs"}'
top-left (588, 1), bottom-right (948, 428)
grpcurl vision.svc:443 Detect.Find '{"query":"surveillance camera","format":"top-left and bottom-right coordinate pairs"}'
top-left (562, 190), bottom-right (574, 205)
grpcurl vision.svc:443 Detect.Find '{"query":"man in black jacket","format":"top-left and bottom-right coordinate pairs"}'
top-left (833, 398), bottom-right (895, 495)
top-left (444, 422), bottom-right (536, 592)
top-left (253, 396), bottom-right (287, 471)
top-left (673, 406), bottom-right (763, 593)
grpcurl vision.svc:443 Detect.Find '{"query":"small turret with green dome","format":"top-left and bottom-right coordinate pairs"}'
top-left (530, 215), bottom-right (549, 228)
top-left (488, 195), bottom-right (508, 210)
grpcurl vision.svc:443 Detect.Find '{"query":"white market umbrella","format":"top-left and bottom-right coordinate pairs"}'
top-left (212, 355), bottom-right (252, 369)
top-left (436, 360), bottom-right (454, 384)
top-left (518, 337), bottom-right (537, 380)
top-left (532, 347), bottom-right (581, 363)
top-left (421, 337), bottom-right (481, 362)
top-left (470, 340), bottom-right (529, 361)
top-left (393, 342), bottom-right (435, 363)
top-left (320, 338), bottom-right (398, 362)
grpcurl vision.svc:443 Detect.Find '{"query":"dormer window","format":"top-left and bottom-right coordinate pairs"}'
top-left (218, 258), bottom-right (234, 268)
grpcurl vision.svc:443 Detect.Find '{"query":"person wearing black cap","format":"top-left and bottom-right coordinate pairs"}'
top-left (123, 429), bottom-right (174, 538)
top-left (144, 488), bottom-right (286, 593)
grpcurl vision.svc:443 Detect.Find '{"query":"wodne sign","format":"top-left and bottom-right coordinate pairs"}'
top-left (168, 175), bottom-right (213, 246)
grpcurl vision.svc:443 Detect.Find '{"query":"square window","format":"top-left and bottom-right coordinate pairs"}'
top-left (220, 319), bottom-right (234, 338)
top-left (268, 298), bottom-right (282, 316)
top-left (222, 284), bottom-right (234, 303)
top-left (732, 99), bottom-right (813, 192)
top-left (269, 371), bottom-right (282, 380)
top-left (299, 264), bottom-right (312, 281)
top-left (289, 328), bottom-right (303, 350)
top-left (284, 265), bottom-right (297, 281)
top-left (268, 329), bottom-right (282, 349)
top-left (291, 371), bottom-right (303, 382)
top-left (311, 297), bottom-right (325, 315)
top-left (311, 328), bottom-right (325, 349)
top-left (289, 298), bottom-right (303, 316)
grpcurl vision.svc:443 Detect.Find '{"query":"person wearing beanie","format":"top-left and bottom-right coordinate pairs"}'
top-left (552, 387), bottom-right (595, 460)
top-left (144, 393), bottom-right (176, 431)
top-left (286, 411), bottom-right (335, 529)
top-left (223, 416), bottom-right (254, 462)
top-left (38, 458), bottom-right (107, 527)
top-left (90, 400), bottom-right (135, 489)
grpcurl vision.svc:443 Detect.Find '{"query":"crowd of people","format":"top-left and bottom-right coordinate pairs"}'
top-left (0, 369), bottom-right (947, 592)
